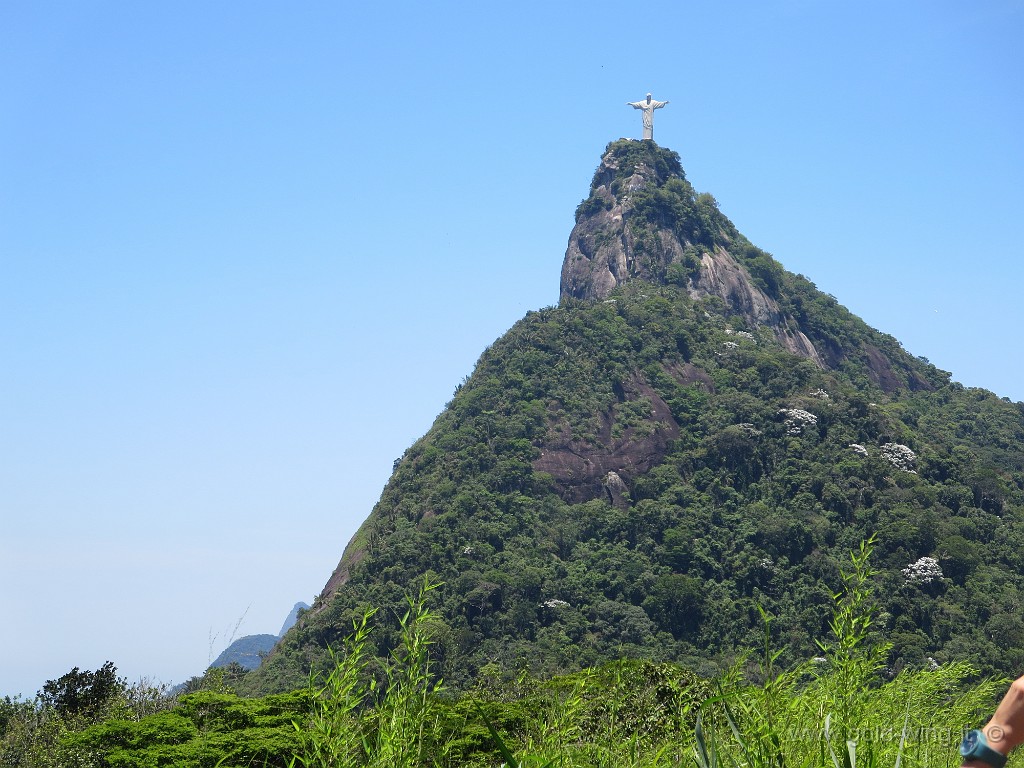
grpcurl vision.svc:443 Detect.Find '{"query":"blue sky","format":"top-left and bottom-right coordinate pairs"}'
top-left (2, 1), bottom-right (1022, 698)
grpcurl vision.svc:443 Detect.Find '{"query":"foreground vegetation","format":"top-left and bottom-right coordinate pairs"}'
top-left (2, 542), bottom-right (1018, 767)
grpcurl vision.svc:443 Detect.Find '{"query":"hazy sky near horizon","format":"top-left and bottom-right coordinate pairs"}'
top-left (2, 1), bottom-right (1022, 698)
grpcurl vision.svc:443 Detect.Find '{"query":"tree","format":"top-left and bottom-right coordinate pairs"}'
top-left (644, 573), bottom-right (704, 638)
top-left (39, 661), bottom-right (124, 719)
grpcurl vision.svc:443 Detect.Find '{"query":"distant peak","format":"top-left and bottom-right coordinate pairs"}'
top-left (279, 601), bottom-right (309, 638)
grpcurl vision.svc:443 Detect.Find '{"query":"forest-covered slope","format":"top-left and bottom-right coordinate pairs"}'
top-left (243, 140), bottom-right (1024, 694)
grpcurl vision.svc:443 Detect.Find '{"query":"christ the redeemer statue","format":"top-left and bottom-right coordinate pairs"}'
top-left (627, 93), bottom-right (668, 140)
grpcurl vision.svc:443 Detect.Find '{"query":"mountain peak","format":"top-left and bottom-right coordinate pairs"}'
top-left (242, 140), bottom-right (983, 696)
top-left (561, 139), bottom-right (823, 364)
top-left (560, 139), bottom-right (690, 302)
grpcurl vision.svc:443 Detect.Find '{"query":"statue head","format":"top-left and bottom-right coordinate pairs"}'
top-left (646, 93), bottom-right (652, 102)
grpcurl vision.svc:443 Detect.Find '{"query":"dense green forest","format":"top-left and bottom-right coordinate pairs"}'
top-left (250, 247), bottom-right (1024, 693)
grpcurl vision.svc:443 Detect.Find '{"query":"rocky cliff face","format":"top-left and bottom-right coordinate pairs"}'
top-left (561, 140), bottom-right (822, 365)
top-left (687, 247), bottom-right (823, 364)
top-left (559, 146), bottom-right (666, 302)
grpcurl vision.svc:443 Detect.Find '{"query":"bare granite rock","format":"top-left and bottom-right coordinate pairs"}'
top-left (560, 141), bottom-right (824, 367)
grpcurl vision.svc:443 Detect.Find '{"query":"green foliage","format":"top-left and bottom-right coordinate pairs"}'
top-left (66, 691), bottom-right (308, 768)
top-left (180, 661), bottom-right (253, 696)
top-left (0, 671), bottom-right (182, 768)
top-left (38, 662), bottom-right (124, 720)
top-left (695, 538), bottom-right (1005, 768)
top-left (248, 274), bottom-right (1024, 695)
top-left (292, 577), bottom-right (445, 768)
top-left (601, 139), bottom-right (684, 189)
top-left (15, 553), bottom-right (1018, 767)
top-left (293, 610), bottom-right (375, 768)
top-left (574, 194), bottom-right (609, 219)
top-left (363, 578), bottom-right (446, 767)
top-left (0, 696), bottom-right (39, 768)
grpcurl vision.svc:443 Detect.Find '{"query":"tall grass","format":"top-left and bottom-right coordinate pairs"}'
top-left (694, 537), bottom-right (1004, 768)
top-left (9, 540), bottom-right (1005, 768)
top-left (291, 609), bottom-right (374, 768)
top-left (291, 540), bottom-right (1002, 767)
top-left (292, 578), bottom-right (445, 768)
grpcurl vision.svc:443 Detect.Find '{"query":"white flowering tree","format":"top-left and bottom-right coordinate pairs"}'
top-left (779, 408), bottom-right (817, 436)
top-left (881, 443), bottom-right (917, 473)
top-left (902, 556), bottom-right (943, 584)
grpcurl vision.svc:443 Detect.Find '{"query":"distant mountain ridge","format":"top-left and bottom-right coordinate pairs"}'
top-left (243, 140), bottom-right (1024, 695)
top-left (210, 601), bottom-right (309, 671)
top-left (210, 634), bottom-right (278, 671)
